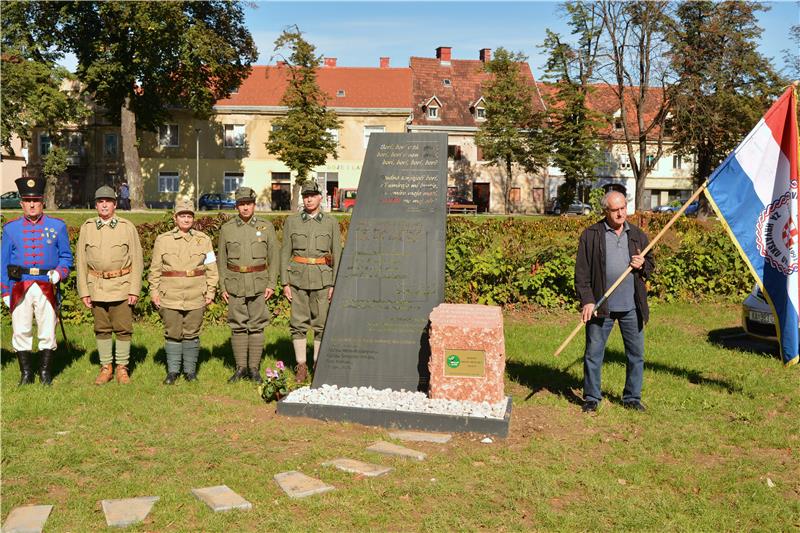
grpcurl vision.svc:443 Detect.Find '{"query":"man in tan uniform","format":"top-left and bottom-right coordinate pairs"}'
top-left (217, 187), bottom-right (279, 383)
top-left (281, 181), bottom-right (341, 382)
top-left (76, 185), bottom-right (143, 384)
top-left (149, 198), bottom-right (219, 384)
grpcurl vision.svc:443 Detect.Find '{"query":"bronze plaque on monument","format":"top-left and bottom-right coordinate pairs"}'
top-left (312, 132), bottom-right (448, 392)
top-left (443, 349), bottom-right (486, 378)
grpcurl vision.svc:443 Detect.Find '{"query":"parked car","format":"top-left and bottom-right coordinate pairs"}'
top-left (1, 191), bottom-right (21, 209)
top-left (742, 284), bottom-right (778, 341)
top-left (198, 193), bottom-right (236, 210)
top-left (653, 201), bottom-right (699, 216)
top-left (545, 199), bottom-right (592, 215)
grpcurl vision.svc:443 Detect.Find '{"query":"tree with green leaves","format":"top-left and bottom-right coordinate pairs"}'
top-left (55, 1), bottom-right (257, 208)
top-left (596, 0), bottom-right (674, 210)
top-left (475, 48), bottom-right (546, 214)
top-left (1, 1), bottom-right (86, 206)
top-left (668, 0), bottom-right (782, 192)
top-left (541, 2), bottom-right (607, 209)
top-left (783, 25), bottom-right (800, 81)
top-left (265, 27), bottom-right (342, 209)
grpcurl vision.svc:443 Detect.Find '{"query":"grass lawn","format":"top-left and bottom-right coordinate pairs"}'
top-left (1, 301), bottom-right (798, 531)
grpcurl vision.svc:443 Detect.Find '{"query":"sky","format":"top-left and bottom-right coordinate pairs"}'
top-left (243, 1), bottom-right (799, 79)
top-left (57, 1), bottom-right (798, 79)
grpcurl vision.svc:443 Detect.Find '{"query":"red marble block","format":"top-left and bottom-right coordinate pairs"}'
top-left (428, 303), bottom-right (505, 403)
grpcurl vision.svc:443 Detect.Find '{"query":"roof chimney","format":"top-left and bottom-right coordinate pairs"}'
top-left (324, 57), bottom-right (337, 68)
top-left (480, 48), bottom-right (491, 63)
top-left (380, 57), bottom-right (390, 68)
top-left (436, 46), bottom-right (452, 63)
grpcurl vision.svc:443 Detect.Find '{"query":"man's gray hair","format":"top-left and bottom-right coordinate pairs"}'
top-left (601, 190), bottom-right (626, 210)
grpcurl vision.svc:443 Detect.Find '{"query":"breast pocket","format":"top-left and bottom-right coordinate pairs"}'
top-left (109, 243), bottom-right (129, 269)
top-left (291, 231), bottom-right (308, 252)
top-left (226, 241), bottom-right (241, 260)
top-left (315, 234), bottom-right (331, 252)
top-left (251, 240), bottom-right (268, 260)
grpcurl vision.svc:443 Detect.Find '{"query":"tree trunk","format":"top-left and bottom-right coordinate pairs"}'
top-left (121, 96), bottom-right (146, 209)
top-left (44, 174), bottom-right (57, 210)
top-left (504, 156), bottom-right (513, 214)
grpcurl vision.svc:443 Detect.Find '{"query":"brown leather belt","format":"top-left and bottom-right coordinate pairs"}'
top-left (88, 267), bottom-right (132, 279)
top-left (162, 268), bottom-right (206, 278)
top-left (292, 255), bottom-right (331, 266)
top-left (226, 263), bottom-right (267, 273)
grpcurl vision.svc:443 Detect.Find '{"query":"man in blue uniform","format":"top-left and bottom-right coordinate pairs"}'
top-left (1, 177), bottom-right (73, 385)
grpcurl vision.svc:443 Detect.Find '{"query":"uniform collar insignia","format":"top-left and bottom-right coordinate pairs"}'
top-left (96, 217), bottom-right (118, 229)
top-left (301, 212), bottom-right (322, 222)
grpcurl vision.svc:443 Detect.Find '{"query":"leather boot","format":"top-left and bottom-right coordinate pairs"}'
top-left (293, 339), bottom-right (309, 382)
top-left (295, 363), bottom-right (308, 383)
top-left (115, 364), bottom-right (131, 384)
top-left (17, 351), bottom-right (35, 385)
top-left (163, 372), bottom-right (180, 385)
top-left (248, 332), bottom-right (264, 384)
top-left (38, 349), bottom-right (54, 386)
top-left (228, 367), bottom-right (249, 383)
top-left (95, 364), bottom-right (114, 385)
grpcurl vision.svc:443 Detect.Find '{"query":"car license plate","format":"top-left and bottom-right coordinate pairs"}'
top-left (749, 310), bottom-right (775, 324)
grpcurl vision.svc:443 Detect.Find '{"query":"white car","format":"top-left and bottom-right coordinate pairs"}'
top-left (742, 284), bottom-right (777, 341)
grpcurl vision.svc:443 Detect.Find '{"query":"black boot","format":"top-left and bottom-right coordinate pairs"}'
top-left (227, 367), bottom-right (249, 383)
top-left (163, 372), bottom-right (180, 385)
top-left (17, 351), bottom-right (35, 385)
top-left (249, 366), bottom-right (263, 384)
top-left (39, 349), bottom-right (54, 386)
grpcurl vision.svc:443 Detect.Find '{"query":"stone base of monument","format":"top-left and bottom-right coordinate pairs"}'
top-left (276, 394), bottom-right (512, 437)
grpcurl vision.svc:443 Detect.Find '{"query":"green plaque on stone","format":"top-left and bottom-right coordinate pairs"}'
top-left (443, 349), bottom-right (485, 378)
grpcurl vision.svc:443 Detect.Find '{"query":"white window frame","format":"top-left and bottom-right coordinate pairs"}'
top-left (618, 153), bottom-right (631, 170)
top-left (223, 172), bottom-right (244, 194)
top-left (158, 171), bottom-right (180, 193)
top-left (158, 124), bottom-right (179, 147)
top-left (475, 107), bottom-right (486, 120)
top-left (363, 125), bottom-right (385, 148)
top-left (224, 124), bottom-right (246, 148)
top-left (427, 106), bottom-right (439, 119)
top-left (672, 154), bottom-right (682, 169)
top-left (39, 133), bottom-right (51, 157)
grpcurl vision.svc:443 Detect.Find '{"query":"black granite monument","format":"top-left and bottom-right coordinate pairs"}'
top-left (311, 132), bottom-right (448, 391)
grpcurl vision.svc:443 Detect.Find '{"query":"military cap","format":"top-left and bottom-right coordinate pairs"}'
top-left (95, 185), bottom-right (117, 201)
top-left (174, 197), bottom-right (194, 215)
top-left (301, 181), bottom-right (321, 196)
top-left (15, 176), bottom-right (45, 199)
top-left (234, 186), bottom-right (256, 203)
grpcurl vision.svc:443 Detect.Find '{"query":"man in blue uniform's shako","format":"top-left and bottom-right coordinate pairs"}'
top-left (1, 176), bottom-right (73, 385)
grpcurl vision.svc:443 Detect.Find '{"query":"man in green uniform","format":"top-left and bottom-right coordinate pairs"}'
top-left (149, 198), bottom-right (219, 384)
top-left (281, 181), bottom-right (342, 382)
top-left (217, 187), bottom-right (279, 383)
top-left (76, 185), bottom-right (143, 384)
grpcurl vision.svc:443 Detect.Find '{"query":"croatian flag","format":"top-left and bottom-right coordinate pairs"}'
top-left (705, 86), bottom-right (799, 366)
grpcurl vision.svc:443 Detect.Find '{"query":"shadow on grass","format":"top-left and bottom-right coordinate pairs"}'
top-left (0, 341), bottom-right (86, 381)
top-left (506, 359), bottom-right (584, 405)
top-left (604, 347), bottom-right (741, 393)
top-left (707, 327), bottom-right (780, 360)
top-left (265, 336), bottom-right (296, 366)
top-left (86, 340), bottom-right (148, 375)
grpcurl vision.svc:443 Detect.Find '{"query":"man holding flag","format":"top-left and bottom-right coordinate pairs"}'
top-left (705, 84), bottom-right (799, 366)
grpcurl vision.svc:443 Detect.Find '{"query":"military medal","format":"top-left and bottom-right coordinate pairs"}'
top-left (256, 231), bottom-right (262, 237)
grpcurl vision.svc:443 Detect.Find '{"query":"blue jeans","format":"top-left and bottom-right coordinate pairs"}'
top-left (583, 309), bottom-right (644, 403)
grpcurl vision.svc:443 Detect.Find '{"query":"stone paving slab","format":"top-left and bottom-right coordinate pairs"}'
top-left (191, 485), bottom-right (252, 512)
top-left (366, 440), bottom-right (427, 461)
top-left (322, 458), bottom-right (394, 477)
top-left (274, 471), bottom-right (336, 498)
top-left (388, 430), bottom-right (452, 443)
top-left (2, 505), bottom-right (53, 533)
top-left (101, 496), bottom-right (159, 528)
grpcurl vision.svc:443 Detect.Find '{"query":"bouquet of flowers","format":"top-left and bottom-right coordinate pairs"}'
top-left (259, 360), bottom-right (289, 402)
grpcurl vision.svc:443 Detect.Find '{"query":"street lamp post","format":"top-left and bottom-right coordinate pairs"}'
top-left (195, 128), bottom-right (201, 212)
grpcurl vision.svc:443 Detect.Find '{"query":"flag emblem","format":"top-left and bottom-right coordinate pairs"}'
top-left (756, 191), bottom-right (799, 275)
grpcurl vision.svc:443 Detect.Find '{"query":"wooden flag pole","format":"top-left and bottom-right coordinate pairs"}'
top-left (553, 181), bottom-right (710, 357)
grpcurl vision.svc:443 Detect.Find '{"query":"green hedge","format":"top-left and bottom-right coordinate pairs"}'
top-left (3, 212), bottom-right (750, 326)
